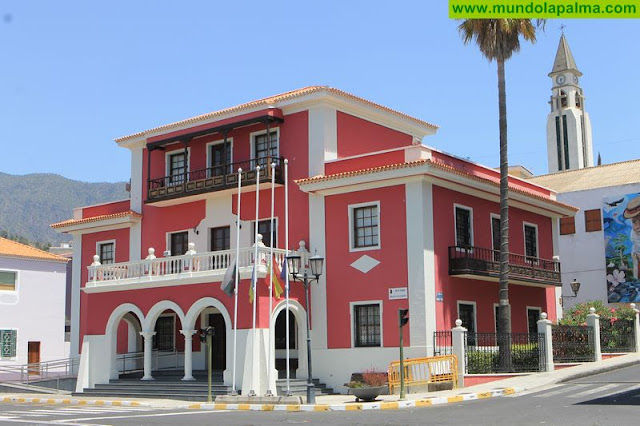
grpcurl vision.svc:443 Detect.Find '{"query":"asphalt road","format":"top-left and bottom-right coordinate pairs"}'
top-left (1, 365), bottom-right (639, 425)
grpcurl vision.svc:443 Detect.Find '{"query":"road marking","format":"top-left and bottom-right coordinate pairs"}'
top-left (567, 384), bottom-right (620, 398)
top-left (532, 384), bottom-right (589, 398)
top-left (55, 409), bottom-right (228, 423)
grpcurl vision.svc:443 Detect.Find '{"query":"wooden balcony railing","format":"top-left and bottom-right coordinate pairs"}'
top-left (147, 156), bottom-right (284, 202)
top-left (448, 246), bottom-right (561, 286)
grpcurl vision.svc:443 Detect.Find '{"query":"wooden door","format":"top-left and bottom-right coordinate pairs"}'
top-left (28, 341), bottom-right (40, 375)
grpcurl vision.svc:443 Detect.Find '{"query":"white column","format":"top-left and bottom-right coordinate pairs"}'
top-left (451, 319), bottom-right (466, 387)
top-left (586, 307), bottom-right (602, 362)
top-left (180, 329), bottom-right (197, 381)
top-left (140, 331), bottom-right (156, 380)
top-left (70, 234), bottom-right (82, 358)
top-left (537, 312), bottom-right (554, 372)
top-left (631, 304), bottom-right (640, 353)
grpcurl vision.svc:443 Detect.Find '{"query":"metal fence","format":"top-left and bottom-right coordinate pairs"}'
top-left (551, 324), bottom-right (595, 363)
top-left (433, 331), bottom-right (453, 356)
top-left (600, 319), bottom-right (636, 353)
top-left (464, 332), bottom-right (545, 374)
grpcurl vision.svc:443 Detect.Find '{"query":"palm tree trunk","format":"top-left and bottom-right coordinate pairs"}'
top-left (497, 57), bottom-right (512, 371)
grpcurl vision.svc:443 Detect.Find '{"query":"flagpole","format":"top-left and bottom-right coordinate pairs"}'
top-left (266, 161), bottom-right (276, 396)
top-left (250, 165), bottom-right (260, 396)
top-left (284, 158), bottom-right (291, 396)
top-left (232, 168), bottom-right (242, 395)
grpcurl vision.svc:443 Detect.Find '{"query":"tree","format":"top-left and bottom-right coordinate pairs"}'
top-left (458, 19), bottom-right (544, 370)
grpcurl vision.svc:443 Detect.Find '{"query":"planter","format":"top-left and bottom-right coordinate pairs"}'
top-left (348, 385), bottom-right (386, 402)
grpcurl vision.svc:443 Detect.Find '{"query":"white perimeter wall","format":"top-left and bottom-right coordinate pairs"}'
top-left (0, 257), bottom-right (67, 365)
top-left (557, 182), bottom-right (640, 310)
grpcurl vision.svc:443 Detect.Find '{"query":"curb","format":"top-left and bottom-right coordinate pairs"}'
top-left (557, 358), bottom-right (640, 383)
top-left (184, 387), bottom-right (520, 412)
top-left (1, 396), bottom-right (149, 407)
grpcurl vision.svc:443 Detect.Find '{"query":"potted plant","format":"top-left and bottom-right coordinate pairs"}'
top-left (345, 368), bottom-right (388, 402)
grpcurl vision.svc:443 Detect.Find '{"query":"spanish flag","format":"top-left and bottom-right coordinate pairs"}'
top-left (265, 255), bottom-right (284, 299)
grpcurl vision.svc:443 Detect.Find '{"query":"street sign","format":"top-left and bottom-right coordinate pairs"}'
top-left (388, 287), bottom-right (408, 300)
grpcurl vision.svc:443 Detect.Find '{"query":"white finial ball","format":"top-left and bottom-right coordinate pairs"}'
top-left (271, 162), bottom-right (276, 169)
top-left (284, 159), bottom-right (288, 164)
top-left (540, 312), bottom-right (548, 320)
top-left (257, 234), bottom-right (263, 242)
top-left (238, 167), bottom-right (243, 173)
top-left (455, 319), bottom-right (462, 327)
top-left (631, 303), bottom-right (636, 310)
top-left (93, 255), bottom-right (100, 262)
top-left (589, 307), bottom-right (596, 314)
top-left (299, 240), bottom-right (306, 248)
top-left (148, 248), bottom-right (155, 255)
top-left (188, 242), bottom-right (195, 250)
top-left (256, 165), bottom-right (261, 171)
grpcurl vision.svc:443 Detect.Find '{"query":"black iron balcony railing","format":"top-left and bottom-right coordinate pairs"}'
top-left (448, 245), bottom-right (561, 286)
top-left (147, 156), bottom-right (284, 202)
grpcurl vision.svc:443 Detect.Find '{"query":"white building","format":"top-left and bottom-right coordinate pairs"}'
top-left (0, 237), bottom-right (69, 365)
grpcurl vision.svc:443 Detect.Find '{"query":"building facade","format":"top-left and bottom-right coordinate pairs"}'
top-left (53, 87), bottom-right (575, 393)
top-left (0, 238), bottom-right (68, 366)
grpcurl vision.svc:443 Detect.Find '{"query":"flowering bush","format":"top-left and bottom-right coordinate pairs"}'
top-left (346, 368), bottom-right (388, 388)
top-left (559, 300), bottom-right (636, 326)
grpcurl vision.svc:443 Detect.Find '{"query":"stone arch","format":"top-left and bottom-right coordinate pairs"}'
top-left (270, 300), bottom-right (308, 379)
top-left (104, 303), bottom-right (145, 380)
top-left (142, 300), bottom-right (186, 332)
top-left (184, 297), bottom-right (232, 331)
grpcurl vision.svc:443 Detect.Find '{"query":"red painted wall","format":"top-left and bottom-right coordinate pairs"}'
top-left (325, 150), bottom-right (406, 175)
top-left (83, 200), bottom-right (131, 218)
top-left (337, 112), bottom-right (413, 158)
top-left (324, 185), bottom-right (409, 349)
top-left (431, 184), bottom-right (556, 332)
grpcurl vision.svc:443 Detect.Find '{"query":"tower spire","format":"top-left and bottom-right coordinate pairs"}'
top-left (549, 34), bottom-right (582, 77)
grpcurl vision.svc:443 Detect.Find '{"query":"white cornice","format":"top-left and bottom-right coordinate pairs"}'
top-left (54, 216), bottom-right (141, 235)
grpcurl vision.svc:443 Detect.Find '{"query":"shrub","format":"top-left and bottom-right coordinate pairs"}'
top-left (560, 300), bottom-right (636, 326)
top-left (362, 369), bottom-right (388, 387)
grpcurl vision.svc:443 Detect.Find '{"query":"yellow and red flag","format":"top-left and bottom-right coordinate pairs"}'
top-left (265, 255), bottom-right (284, 299)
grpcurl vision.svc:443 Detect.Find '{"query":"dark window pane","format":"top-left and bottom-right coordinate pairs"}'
top-left (153, 316), bottom-right (174, 350)
top-left (254, 131), bottom-right (279, 169)
top-left (353, 205), bottom-right (379, 248)
top-left (253, 220), bottom-right (277, 248)
top-left (99, 243), bottom-right (114, 264)
top-left (455, 207), bottom-right (472, 247)
top-left (524, 225), bottom-right (538, 259)
top-left (354, 304), bottom-right (381, 347)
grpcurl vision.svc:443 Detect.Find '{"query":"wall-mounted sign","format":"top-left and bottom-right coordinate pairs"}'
top-left (388, 287), bottom-right (408, 300)
top-left (436, 292), bottom-right (444, 302)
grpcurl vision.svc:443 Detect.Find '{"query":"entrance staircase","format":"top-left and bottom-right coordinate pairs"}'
top-left (77, 370), bottom-right (337, 401)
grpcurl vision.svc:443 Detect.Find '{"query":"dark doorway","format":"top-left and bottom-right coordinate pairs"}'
top-left (274, 310), bottom-right (298, 378)
top-left (27, 341), bottom-right (40, 375)
top-left (458, 303), bottom-right (476, 345)
top-left (209, 142), bottom-right (232, 176)
top-left (208, 314), bottom-right (226, 371)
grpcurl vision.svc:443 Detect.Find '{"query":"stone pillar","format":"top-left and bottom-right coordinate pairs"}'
top-left (140, 331), bottom-right (156, 380)
top-left (451, 319), bottom-right (466, 388)
top-left (180, 329), bottom-right (197, 381)
top-left (586, 307), bottom-right (602, 362)
top-left (631, 303), bottom-right (640, 353)
top-left (537, 312), bottom-right (554, 372)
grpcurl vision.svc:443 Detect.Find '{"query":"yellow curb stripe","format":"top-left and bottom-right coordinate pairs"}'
top-left (237, 404), bottom-right (250, 410)
top-left (380, 402), bottom-right (399, 410)
top-left (344, 404), bottom-right (363, 410)
top-left (503, 388), bottom-right (516, 395)
top-left (187, 403), bottom-right (201, 409)
top-left (95, 400), bottom-right (104, 406)
top-left (415, 399), bottom-right (433, 407)
top-left (477, 392), bottom-right (493, 399)
top-left (46, 399), bottom-right (56, 404)
top-left (214, 403), bottom-right (227, 410)
top-left (16, 398), bottom-right (25, 403)
top-left (286, 405), bottom-right (300, 411)
top-left (31, 398), bottom-right (41, 403)
top-left (112, 401), bottom-right (122, 406)
top-left (61, 399), bottom-right (70, 404)
top-left (261, 404), bottom-right (274, 411)
top-left (447, 396), bottom-right (464, 403)
top-left (313, 405), bottom-right (330, 411)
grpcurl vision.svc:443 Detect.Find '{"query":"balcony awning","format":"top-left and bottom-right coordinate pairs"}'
top-left (146, 111), bottom-right (284, 151)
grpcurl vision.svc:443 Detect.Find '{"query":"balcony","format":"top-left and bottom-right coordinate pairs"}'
top-left (147, 157), bottom-right (284, 204)
top-left (85, 245), bottom-right (287, 293)
top-left (448, 246), bottom-right (561, 287)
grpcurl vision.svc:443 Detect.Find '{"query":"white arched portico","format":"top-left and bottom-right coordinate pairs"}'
top-left (271, 300), bottom-right (308, 381)
top-left (184, 297), bottom-right (233, 383)
top-left (140, 300), bottom-right (187, 380)
top-left (104, 303), bottom-right (145, 381)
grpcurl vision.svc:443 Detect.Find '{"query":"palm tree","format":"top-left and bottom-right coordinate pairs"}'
top-left (459, 19), bottom-right (544, 369)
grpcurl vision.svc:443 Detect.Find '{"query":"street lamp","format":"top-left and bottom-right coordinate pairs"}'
top-left (286, 251), bottom-right (324, 405)
top-left (561, 279), bottom-right (581, 306)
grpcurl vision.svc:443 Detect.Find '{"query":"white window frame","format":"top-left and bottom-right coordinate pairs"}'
top-left (526, 306), bottom-right (542, 335)
top-left (250, 128), bottom-right (280, 163)
top-left (96, 240), bottom-right (116, 265)
top-left (523, 222), bottom-right (539, 260)
top-left (0, 328), bottom-right (18, 359)
top-left (153, 313), bottom-right (176, 351)
top-left (166, 229), bottom-right (190, 256)
top-left (165, 147), bottom-right (191, 178)
top-left (206, 138), bottom-right (234, 169)
top-left (348, 201), bottom-right (381, 252)
top-left (457, 300), bottom-right (477, 333)
top-left (454, 204), bottom-right (474, 249)
top-left (252, 218), bottom-right (278, 247)
top-left (0, 269), bottom-right (18, 294)
top-left (350, 300), bottom-right (383, 348)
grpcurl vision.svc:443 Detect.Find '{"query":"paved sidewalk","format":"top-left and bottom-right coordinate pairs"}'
top-left (2, 353), bottom-right (639, 412)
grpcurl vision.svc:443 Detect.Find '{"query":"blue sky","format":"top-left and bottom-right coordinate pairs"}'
top-left (1, 1), bottom-right (637, 183)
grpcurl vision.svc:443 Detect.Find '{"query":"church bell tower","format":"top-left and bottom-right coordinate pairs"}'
top-left (546, 34), bottom-right (593, 173)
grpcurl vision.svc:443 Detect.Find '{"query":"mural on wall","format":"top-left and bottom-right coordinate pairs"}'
top-left (604, 193), bottom-right (640, 303)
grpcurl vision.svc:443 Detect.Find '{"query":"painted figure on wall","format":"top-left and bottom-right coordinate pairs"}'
top-left (604, 193), bottom-right (640, 303)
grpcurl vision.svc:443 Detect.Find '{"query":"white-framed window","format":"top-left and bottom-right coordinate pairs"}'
top-left (166, 230), bottom-right (189, 257)
top-left (348, 201), bottom-right (381, 252)
top-left (454, 205), bottom-right (473, 248)
top-left (351, 301), bottom-right (382, 348)
top-left (153, 314), bottom-right (175, 351)
top-left (250, 128), bottom-right (279, 169)
top-left (253, 218), bottom-right (278, 248)
top-left (523, 222), bottom-right (539, 261)
top-left (0, 270), bottom-right (17, 292)
top-left (206, 138), bottom-right (233, 177)
top-left (96, 240), bottom-right (115, 265)
top-left (165, 147), bottom-right (190, 184)
top-left (0, 329), bottom-right (17, 358)
top-left (527, 307), bottom-right (542, 336)
top-left (457, 300), bottom-right (477, 335)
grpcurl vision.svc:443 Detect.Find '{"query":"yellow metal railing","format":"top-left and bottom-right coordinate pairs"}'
top-left (387, 355), bottom-right (458, 394)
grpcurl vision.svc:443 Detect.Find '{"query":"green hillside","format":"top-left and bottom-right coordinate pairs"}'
top-left (0, 172), bottom-right (129, 247)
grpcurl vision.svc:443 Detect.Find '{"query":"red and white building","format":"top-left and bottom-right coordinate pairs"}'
top-left (52, 86), bottom-right (576, 394)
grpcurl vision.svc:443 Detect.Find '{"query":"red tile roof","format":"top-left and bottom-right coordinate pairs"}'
top-left (51, 211), bottom-right (142, 229)
top-left (0, 238), bottom-right (68, 263)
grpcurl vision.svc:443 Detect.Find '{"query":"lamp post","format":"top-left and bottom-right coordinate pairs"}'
top-left (286, 251), bottom-right (324, 405)
top-left (561, 279), bottom-right (581, 306)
